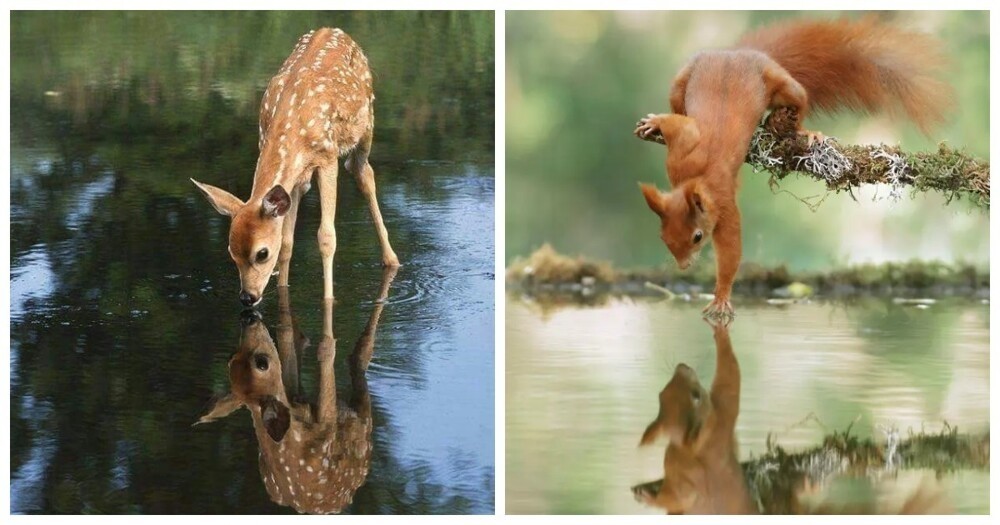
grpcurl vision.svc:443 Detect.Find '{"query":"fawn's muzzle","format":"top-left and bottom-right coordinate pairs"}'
top-left (240, 291), bottom-right (259, 307)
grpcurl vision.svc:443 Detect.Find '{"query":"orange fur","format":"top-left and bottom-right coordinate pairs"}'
top-left (635, 17), bottom-right (953, 316)
top-left (635, 320), bottom-right (755, 515)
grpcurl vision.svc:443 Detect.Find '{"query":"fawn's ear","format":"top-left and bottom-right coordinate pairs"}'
top-left (193, 392), bottom-right (241, 426)
top-left (640, 183), bottom-right (667, 218)
top-left (639, 418), bottom-right (664, 446)
top-left (262, 185), bottom-right (291, 218)
top-left (260, 396), bottom-right (291, 442)
top-left (191, 179), bottom-right (244, 217)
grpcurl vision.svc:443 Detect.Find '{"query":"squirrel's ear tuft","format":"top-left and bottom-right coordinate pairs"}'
top-left (640, 183), bottom-right (666, 218)
top-left (640, 418), bottom-right (663, 446)
top-left (684, 183), bottom-right (709, 217)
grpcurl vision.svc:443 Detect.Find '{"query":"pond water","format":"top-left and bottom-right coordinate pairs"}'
top-left (10, 11), bottom-right (494, 514)
top-left (506, 296), bottom-right (989, 514)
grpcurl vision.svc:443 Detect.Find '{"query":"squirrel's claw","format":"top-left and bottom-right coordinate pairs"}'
top-left (634, 114), bottom-right (666, 144)
top-left (797, 128), bottom-right (826, 148)
top-left (702, 313), bottom-right (733, 330)
top-left (702, 297), bottom-right (735, 320)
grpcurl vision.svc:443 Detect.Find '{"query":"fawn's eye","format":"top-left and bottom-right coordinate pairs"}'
top-left (254, 354), bottom-right (269, 371)
top-left (256, 248), bottom-right (269, 263)
top-left (693, 230), bottom-right (703, 244)
top-left (691, 389), bottom-right (701, 402)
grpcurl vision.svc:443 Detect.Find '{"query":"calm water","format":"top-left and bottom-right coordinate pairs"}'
top-left (10, 11), bottom-right (494, 514)
top-left (506, 296), bottom-right (989, 514)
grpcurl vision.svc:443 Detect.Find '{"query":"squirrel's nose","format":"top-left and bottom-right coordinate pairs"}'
top-left (239, 291), bottom-right (258, 307)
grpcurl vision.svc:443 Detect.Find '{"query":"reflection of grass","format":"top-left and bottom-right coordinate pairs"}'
top-left (633, 424), bottom-right (989, 514)
top-left (507, 245), bottom-right (989, 305)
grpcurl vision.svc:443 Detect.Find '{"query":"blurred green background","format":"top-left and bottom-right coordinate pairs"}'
top-left (506, 11), bottom-right (988, 271)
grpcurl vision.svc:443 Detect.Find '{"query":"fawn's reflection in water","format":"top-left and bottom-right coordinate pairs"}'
top-left (196, 268), bottom-right (397, 514)
top-left (632, 318), bottom-right (953, 515)
top-left (634, 318), bottom-right (756, 515)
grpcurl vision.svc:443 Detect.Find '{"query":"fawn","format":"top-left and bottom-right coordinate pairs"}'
top-left (192, 28), bottom-right (399, 307)
top-left (196, 268), bottom-right (397, 514)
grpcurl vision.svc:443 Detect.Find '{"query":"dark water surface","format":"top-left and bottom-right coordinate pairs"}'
top-left (10, 11), bottom-right (494, 514)
top-left (506, 297), bottom-right (989, 514)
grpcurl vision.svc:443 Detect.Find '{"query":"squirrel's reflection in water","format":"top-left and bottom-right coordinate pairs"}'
top-left (633, 318), bottom-right (951, 515)
top-left (634, 317), bottom-right (755, 515)
top-left (197, 267), bottom-right (397, 514)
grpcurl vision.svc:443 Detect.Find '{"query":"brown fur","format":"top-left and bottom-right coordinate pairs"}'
top-left (192, 28), bottom-right (399, 305)
top-left (634, 319), bottom-right (756, 515)
top-left (635, 17), bottom-right (953, 317)
top-left (195, 267), bottom-right (397, 514)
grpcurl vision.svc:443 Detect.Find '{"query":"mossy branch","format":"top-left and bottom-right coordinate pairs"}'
top-left (638, 107), bottom-right (990, 209)
top-left (631, 424), bottom-right (989, 514)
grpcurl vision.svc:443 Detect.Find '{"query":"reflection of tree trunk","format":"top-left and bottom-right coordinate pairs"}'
top-left (632, 430), bottom-right (989, 514)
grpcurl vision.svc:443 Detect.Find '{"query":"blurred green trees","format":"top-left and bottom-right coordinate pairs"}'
top-left (506, 11), bottom-right (988, 271)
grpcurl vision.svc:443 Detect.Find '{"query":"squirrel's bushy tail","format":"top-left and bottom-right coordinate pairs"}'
top-left (739, 16), bottom-right (954, 134)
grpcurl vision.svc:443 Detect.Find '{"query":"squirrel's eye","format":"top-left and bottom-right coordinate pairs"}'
top-left (693, 230), bottom-right (703, 244)
top-left (256, 248), bottom-right (269, 263)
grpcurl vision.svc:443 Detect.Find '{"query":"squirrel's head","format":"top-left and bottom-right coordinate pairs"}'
top-left (639, 362), bottom-right (713, 449)
top-left (640, 181), bottom-right (715, 269)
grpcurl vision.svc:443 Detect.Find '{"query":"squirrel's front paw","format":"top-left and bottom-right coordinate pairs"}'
top-left (634, 113), bottom-right (666, 144)
top-left (702, 297), bottom-right (735, 320)
top-left (702, 313), bottom-right (733, 330)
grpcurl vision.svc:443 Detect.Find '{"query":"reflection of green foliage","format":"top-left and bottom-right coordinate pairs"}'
top-left (506, 11), bottom-right (989, 269)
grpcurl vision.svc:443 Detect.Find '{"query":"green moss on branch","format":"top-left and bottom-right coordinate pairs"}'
top-left (638, 107), bottom-right (990, 208)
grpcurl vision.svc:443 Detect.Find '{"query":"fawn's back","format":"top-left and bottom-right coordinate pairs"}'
top-left (256, 27), bottom-right (375, 187)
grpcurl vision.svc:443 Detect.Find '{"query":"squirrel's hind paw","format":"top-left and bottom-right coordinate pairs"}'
top-left (797, 128), bottom-right (826, 148)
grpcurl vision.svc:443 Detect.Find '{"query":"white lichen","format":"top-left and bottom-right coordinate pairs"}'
top-left (869, 147), bottom-right (912, 202)
top-left (747, 128), bottom-right (784, 173)
top-left (793, 137), bottom-right (852, 182)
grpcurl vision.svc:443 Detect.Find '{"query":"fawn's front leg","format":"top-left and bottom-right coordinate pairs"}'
top-left (317, 298), bottom-right (338, 424)
top-left (277, 187), bottom-right (304, 287)
top-left (703, 210), bottom-right (741, 318)
top-left (316, 163), bottom-right (339, 299)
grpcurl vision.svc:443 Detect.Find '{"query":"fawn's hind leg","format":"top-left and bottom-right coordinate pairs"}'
top-left (316, 162), bottom-right (339, 299)
top-left (347, 133), bottom-right (400, 267)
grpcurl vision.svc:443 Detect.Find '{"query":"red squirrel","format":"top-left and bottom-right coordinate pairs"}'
top-left (634, 17), bottom-right (953, 317)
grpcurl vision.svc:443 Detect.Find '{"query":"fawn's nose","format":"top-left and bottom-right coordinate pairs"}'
top-left (239, 291), bottom-right (259, 307)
